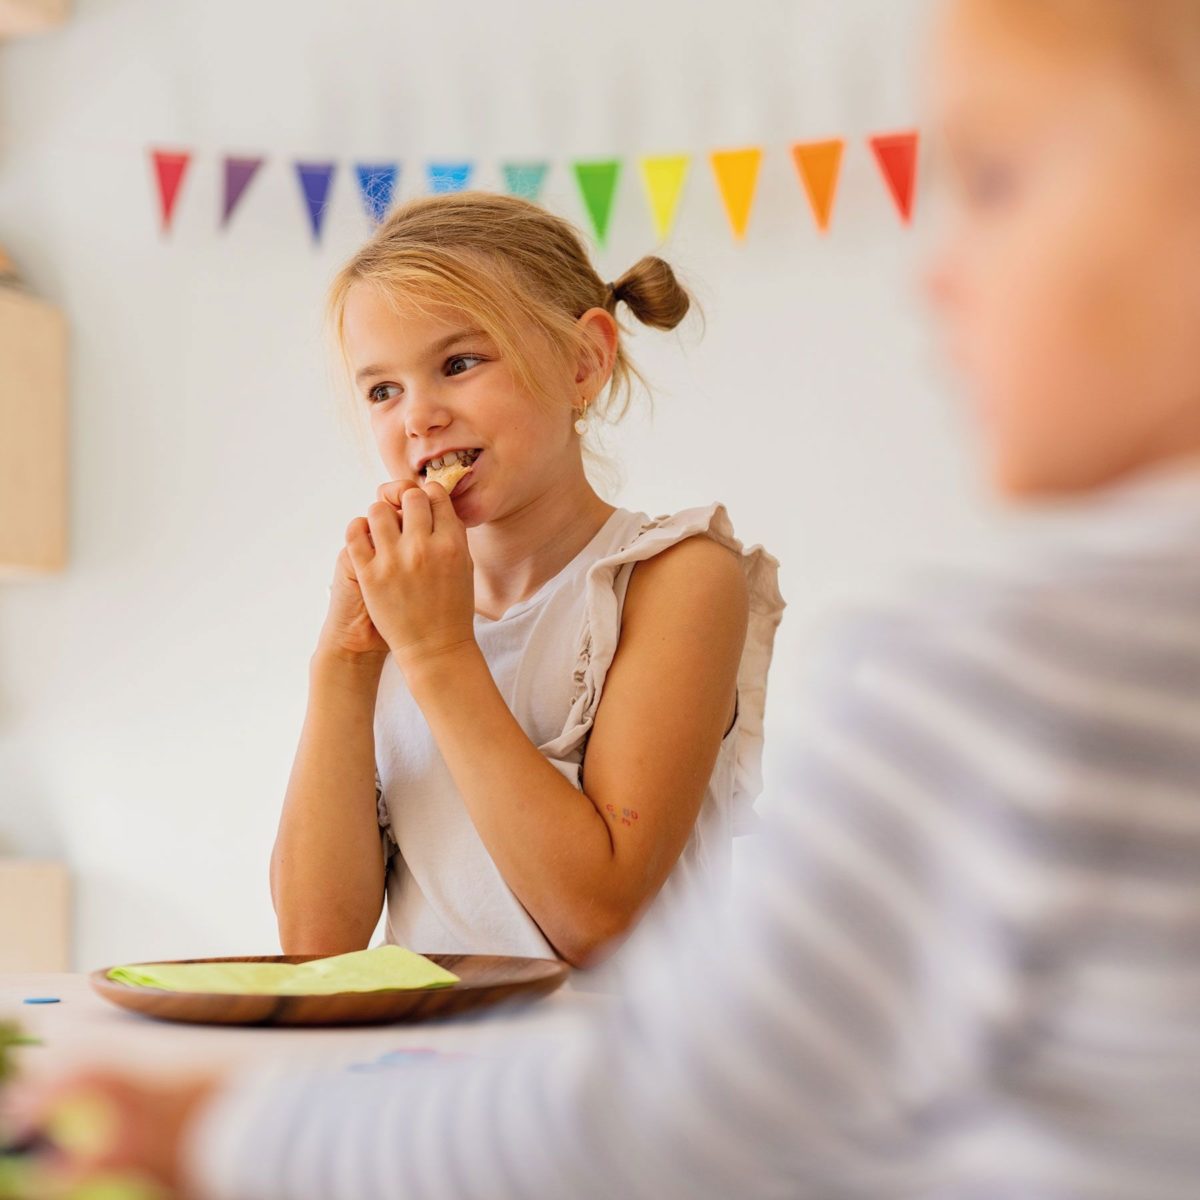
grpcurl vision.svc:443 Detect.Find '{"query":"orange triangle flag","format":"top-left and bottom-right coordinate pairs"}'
top-left (791, 139), bottom-right (844, 233)
top-left (709, 148), bottom-right (763, 241)
top-left (868, 130), bottom-right (919, 224)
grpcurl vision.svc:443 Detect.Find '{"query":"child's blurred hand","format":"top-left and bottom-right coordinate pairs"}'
top-left (346, 479), bottom-right (477, 674)
top-left (4, 1067), bottom-right (221, 1199)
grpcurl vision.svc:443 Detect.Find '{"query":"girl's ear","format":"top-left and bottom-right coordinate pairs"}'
top-left (574, 307), bottom-right (619, 393)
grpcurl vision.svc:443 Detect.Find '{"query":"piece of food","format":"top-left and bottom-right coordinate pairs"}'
top-left (422, 448), bottom-right (480, 494)
top-left (425, 459), bottom-right (472, 492)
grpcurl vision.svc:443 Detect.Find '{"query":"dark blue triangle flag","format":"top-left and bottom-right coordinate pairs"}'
top-left (355, 163), bottom-right (399, 225)
top-left (294, 161), bottom-right (336, 241)
top-left (426, 162), bottom-right (474, 194)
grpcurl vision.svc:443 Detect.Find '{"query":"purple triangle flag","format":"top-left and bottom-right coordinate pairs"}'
top-left (355, 163), bottom-right (399, 225)
top-left (222, 156), bottom-right (265, 228)
top-left (294, 161), bottom-right (336, 241)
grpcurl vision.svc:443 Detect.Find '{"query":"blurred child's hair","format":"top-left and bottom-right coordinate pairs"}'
top-left (327, 192), bottom-right (695, 437)
top-left (977, 0), bottom-right (1200, 103)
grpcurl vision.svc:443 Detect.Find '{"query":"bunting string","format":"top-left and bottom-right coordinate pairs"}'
top-left (149, 131), bottom-right (919, 243)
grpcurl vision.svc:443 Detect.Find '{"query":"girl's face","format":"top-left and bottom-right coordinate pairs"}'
top-left (342, 283), bottom-right (590, 527)
top-left (926, 0), bottom-right (1200, 497)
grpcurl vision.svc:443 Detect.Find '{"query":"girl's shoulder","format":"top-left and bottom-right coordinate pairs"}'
top-left (595, 502), bottom-right (785, 619)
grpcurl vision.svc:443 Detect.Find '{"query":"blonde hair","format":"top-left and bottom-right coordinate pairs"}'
top-left (969, 0), bottom-right (1200, 104)
top-left (326, 191), bottom-right (696, 440)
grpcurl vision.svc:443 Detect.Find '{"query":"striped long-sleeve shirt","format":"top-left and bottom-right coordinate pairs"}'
top-left (187, 468), bottom-right (1200, 1200)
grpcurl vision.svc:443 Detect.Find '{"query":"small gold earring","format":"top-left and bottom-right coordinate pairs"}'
top-left (574, 403), bottom-right (589, 435)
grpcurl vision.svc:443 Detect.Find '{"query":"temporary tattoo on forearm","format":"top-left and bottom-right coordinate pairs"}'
top-left (604, 803), bottom-right (640, 827)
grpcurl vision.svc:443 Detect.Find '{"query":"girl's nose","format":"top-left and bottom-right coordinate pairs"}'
top-left (403, 391), bottom-right (452, 440)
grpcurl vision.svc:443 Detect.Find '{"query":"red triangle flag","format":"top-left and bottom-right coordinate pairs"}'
top-left (868, 131), bottom-right (919, 224)
top-left (151, 148), bottom-right (192, 234)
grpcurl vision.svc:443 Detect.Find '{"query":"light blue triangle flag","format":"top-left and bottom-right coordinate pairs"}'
top-left (355, 163), bottom-right (399, 225)
top-left (426, 162), bottom-right (474, 194)
top-left (501, 162), bottom-right (550, 203)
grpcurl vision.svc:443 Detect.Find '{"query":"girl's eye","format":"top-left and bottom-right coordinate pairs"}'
top-left (367, 383), bottom-right (401, 405)
top-left (446, 354), bottom-right (484, 377)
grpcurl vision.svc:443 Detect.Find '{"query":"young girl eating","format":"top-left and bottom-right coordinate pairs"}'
top-left (268, 192), bottom-right (785, 970)
top-left (22, 1), bottom-right (1200, 1195)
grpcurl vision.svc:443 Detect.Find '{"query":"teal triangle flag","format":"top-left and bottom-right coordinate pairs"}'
top-left (502, 162), bottom-right (550, 203)
top-left (572, 160), bottom-right (621, 245)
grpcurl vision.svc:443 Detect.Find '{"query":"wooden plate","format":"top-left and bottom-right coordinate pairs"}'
top-left (90, 954), bottom-right (569, 1027)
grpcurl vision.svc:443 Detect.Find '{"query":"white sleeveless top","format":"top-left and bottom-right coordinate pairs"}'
top-left (372, 503), bottom-right (784, 972)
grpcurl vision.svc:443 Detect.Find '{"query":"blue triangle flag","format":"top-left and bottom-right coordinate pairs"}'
top-left (355, 163), bottom-right (399, 225)
top-left (426, 162), bottom-right (474, 194)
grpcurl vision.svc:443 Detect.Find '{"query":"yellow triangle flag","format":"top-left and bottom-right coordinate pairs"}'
top-left (709, 148), bottom-right (763, 241)
top-left (791, 139), bottom-right (844, 233)
top-left (639, 154), bottom-right (691, 241)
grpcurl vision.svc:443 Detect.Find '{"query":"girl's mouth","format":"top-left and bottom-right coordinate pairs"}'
top-left (419, 447), bottom-right (482, 480)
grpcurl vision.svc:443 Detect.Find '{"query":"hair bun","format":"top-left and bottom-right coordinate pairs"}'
top-left (608, 256), bottom-right (691, 331)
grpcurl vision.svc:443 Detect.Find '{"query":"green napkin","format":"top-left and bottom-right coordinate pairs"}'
top-left (105, 946), bottom-right (459, 995)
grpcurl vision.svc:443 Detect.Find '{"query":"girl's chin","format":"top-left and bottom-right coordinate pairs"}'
top-left (449, 482), bottom-right (489, 526)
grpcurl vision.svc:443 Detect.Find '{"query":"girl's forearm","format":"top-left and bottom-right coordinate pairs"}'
top-left (270, 650), bottom-right (388, 955)
top-left (402, 643), bottom-right (627, 965)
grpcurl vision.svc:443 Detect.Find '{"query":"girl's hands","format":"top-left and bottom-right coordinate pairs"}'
top-left (345, 480), bottom-right (477, 673)
top-left (316, 540), bottom-right (392, 666)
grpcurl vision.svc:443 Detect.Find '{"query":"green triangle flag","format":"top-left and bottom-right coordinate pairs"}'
top-left (572, 160), bottom-right (622, 245)
top-left (502, 162), bottom-right (550, 203)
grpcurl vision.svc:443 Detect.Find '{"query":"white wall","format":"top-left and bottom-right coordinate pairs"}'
top-left (0, 0), bottom-right (997, 969)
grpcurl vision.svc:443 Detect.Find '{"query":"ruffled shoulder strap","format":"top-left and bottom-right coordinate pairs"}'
top-left (537, 503), bottom-right (785, 834)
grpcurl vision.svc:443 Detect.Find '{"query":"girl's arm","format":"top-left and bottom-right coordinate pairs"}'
top-left (403, 533), bottom-right (749, 966)
top-left (269, 649), bottom-right (389, 955)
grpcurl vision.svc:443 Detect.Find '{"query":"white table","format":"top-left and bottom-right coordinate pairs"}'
top-left (1, 971), bottom-right (610, 1085)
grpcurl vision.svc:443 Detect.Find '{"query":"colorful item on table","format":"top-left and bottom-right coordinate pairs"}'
top-left (0, 1160), bottom-right (165, 1200)
top-left (0, 1022), bottom-right (23, 1083)
top-left (105, 945), bottom-right (459, 995)
top-left (346, 1047), bottom-right (472, 1073)
top-left (21, 998), bottom-right (59, 1005)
